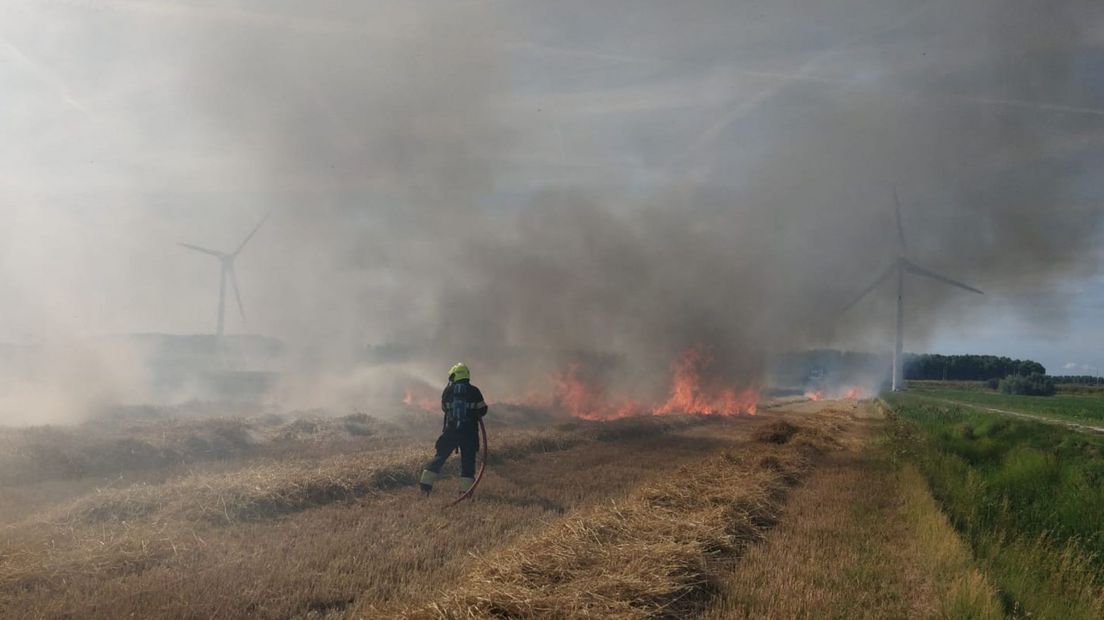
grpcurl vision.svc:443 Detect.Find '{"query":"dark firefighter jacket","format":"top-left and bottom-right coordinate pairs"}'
top-left (439, 379), bottom-right (488, 431)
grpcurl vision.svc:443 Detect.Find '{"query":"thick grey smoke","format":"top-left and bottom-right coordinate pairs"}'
top-left (221, 1), bottom-right (1102, 399)
top-left (2, 0), bottom-right (1103, 419)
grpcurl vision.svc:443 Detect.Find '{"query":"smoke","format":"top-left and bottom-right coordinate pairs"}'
top-left (2, 1), bottom-right (1103, 421)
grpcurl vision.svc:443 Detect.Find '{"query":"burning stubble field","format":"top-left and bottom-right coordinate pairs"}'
top-left (0, 398), bottom-right (1040, 619)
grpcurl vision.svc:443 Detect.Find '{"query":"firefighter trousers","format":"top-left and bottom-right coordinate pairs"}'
top-left (424, 423), bottom-right (479, 478)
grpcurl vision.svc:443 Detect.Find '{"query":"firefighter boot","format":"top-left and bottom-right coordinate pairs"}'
top-left (458, 476), bottom-right (476, 496)
top-left (419, 470), bottom-right (438, 495)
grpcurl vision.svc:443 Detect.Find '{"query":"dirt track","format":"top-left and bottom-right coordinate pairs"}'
top-left (912, 394), bottom-right (1104, 435)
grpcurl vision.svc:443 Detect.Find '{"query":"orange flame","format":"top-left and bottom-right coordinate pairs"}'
top-left (399, 345), bottom-right (759, 421)
top-left (805, 386), bottom-right (867, 401)
top-left (550, 364), bottom-right (642, 420)
top-left (549, 345), bottom-right (756, 420)
top-left (654, 345), bottom-right (758, 416)
top-left (402, 388), bottom-right (438, 413)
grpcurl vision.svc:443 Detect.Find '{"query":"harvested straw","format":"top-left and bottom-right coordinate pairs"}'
top-left (408, 424), bottom-right (833, 619)
top-left (52, 429), bottom-right (587, 527)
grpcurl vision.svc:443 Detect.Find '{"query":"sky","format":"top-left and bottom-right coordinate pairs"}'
top-left (1, 0), bottom-right (1103, 408)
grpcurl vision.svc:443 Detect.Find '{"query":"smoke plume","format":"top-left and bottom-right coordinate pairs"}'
top-left (1, 0), bottom-right (1102, 420)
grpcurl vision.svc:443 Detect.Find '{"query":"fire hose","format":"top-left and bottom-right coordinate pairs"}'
top-left (445, 417), bottom-right (488, 509)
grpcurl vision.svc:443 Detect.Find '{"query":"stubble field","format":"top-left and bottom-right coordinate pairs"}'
top-left (0, 398), bottom-right (1029, 618)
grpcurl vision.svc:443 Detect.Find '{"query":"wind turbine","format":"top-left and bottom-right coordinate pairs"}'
top-left (179, 214), bottom-right (269, 337)
top-left (844, 191), bottom-right (984, 391)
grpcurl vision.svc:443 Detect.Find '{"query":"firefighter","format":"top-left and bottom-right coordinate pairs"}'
top-left (419, 363), bottom-right (488, 495)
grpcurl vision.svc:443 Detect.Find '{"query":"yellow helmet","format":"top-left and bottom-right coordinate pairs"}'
top-left (448, 362), bottom-right (471, 382)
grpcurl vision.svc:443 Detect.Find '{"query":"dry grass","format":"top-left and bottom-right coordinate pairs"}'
top-left (0, 427), bottom-right (588, 610)
top-left (702, 410), bottom-right (1002, 619)
top-left (400, 420), bottom-right (834, 619)
top-left (46, 429), bottom-right (573, 526)
top-left (0, 413), bottom-right (416, 486)
top-left (896, 465), bottom-right (1005, 619)
top-left (8, 401), bottom-right (996, 620)
top-left (9, 404), bottom-right (956, 619)
top-left (0, 414), bottom-right (749, 619)
top-left (0, 411), bottom-right (448, 534)
top-left (41, 416), bottom-right (706, 528)
top-left (750, 420), bottom-right (799, 444)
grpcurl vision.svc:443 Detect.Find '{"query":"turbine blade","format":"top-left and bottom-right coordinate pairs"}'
top-left (893, 187), bottom-right (907, 254)
top-left (841, 261), bottom-right (899, 312)
top-left (902, 259), bottom-right (984, 295)
top-left (233, 212), bottom-right (270, 256)
top-left (178, 243), bottom-right (224, 258)
top-left (229, 265), bottom-right (246, 321)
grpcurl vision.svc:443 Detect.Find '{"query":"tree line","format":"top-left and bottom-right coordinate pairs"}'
top-left (904, 354), bottom-right (1046, 381)
top-left (1050, 375), bottom-right (1104, 385)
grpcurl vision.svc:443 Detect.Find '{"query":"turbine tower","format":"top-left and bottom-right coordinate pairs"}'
top-left (179, 214), bottom-right (269, 337)
top-left (844, 191), bottom-right (984, 391)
